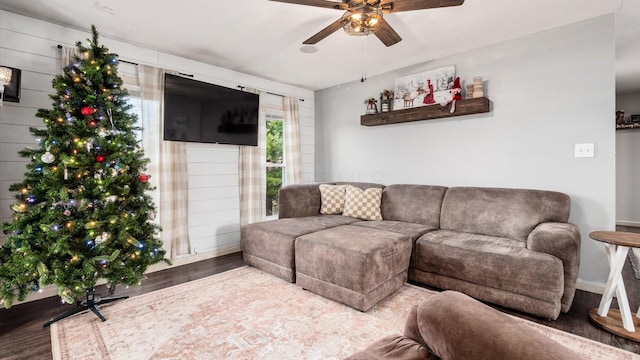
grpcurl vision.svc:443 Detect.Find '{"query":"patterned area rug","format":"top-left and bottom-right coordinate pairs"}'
top-left (51, 266), bottom-right (639, 360)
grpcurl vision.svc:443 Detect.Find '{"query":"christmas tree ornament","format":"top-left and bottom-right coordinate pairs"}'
top-left (41, 146), bottom-right (55, 164)
top-left (95, 155), bottom-right (106, 163)
top-left (138, 174), bottom-right (149, 183)
top-left (95, 232), bottom-right (110, 244)
top-left (80, 106), bottom-right (95, 116)
top-left (63, 209), bottom-right (71, 216)
top-left (107, 108), bottom-right (115, 127)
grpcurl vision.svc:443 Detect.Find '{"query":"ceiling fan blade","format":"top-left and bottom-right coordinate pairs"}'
top-left (374, 19), bottom-right (402, 47)
top-left (303, 18), bottom-right (349, 44)
top-left (380, 0), bottom-right (464, 13)
top-left (269, 0), bottom-right (348, 10)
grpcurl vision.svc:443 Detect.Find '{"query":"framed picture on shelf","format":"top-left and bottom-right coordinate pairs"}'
top-left (393, 66), bottom-right (456, 110)
top-left (632, 114), bottom-right (640, 123)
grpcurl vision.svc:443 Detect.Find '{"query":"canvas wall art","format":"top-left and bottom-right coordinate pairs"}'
top-left (393, 66), bottom-right (456, 109)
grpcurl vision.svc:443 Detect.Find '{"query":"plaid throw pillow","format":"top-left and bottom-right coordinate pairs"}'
top-left (319, 184), bottom-right (347, 215)
top-left (343, 185), bottom-right (383, 221)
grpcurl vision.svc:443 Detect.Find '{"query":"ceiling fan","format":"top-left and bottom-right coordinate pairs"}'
top-left (270, 0), bottom-right (465, 47)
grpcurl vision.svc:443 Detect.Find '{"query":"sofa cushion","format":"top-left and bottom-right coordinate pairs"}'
top-left (352, 220), bottom-right (436, 269)
top-left (241, 215), bottom-right (361, 271)
top-left (415, 291), bottom-right (581, 360)
top-left (351, 221), bottom-right (435, 240)
top-left (278, 183), bottom-right (326, 218)
top-left (343, 185), bottom-right (383, 221)
top-left (440, 187), bottom-right (571, 242)
top-left (413, 230), bottom-right (564, 303)
top-left (381, 184), bottom-right (448, 228)
top-left (319, 184), bottom-right (348, 215)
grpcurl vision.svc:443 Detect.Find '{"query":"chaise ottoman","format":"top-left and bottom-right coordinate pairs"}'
top-left (241, 215), bottom-right (361, 282)
top-left (295, 225), bottom-right (412, 311)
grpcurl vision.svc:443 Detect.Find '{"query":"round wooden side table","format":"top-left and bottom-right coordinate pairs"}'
top-left (588, 231), bottom-right (640, 342)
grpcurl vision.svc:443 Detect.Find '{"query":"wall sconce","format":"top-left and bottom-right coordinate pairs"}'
top-left (0, 66), bottom-right (21, 106)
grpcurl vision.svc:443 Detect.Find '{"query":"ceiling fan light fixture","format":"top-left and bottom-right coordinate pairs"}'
top-left (342, 6), bottom-right (383, 36)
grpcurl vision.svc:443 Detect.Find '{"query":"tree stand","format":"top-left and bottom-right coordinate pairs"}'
top-left (43, 287), bottom-right (128, 327)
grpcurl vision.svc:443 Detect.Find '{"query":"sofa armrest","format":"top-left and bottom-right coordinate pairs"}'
top-left (278, 183), bottom-right (325, 219)
top-left (527, 222), bottom-right (581, 312)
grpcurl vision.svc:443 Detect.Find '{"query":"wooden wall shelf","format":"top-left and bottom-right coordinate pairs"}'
top-left (361, 97), bottom-right (490, 126)
top-left (616, 123), bottom-right (640, 130)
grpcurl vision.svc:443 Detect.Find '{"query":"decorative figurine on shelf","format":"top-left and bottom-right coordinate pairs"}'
top-left (465, 84), bottom-right (474, 99)
top-left (423, 80), bottom-right (435, 105)
top-left (437, 77), bottom-right (462, 111)
top-left (616, 110), bottom-right (625, 125)
top-left (380, 89), bottom-right (394, 112)
top-left (365, 97), bottom-right (378, 114)
top-left (472, 76), bottom-right (484, 98)
top-left (448, 77), bottom-right (462, 113)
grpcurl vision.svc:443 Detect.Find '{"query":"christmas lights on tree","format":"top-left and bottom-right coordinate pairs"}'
top-left (0, 26), bottom-right (169, 316)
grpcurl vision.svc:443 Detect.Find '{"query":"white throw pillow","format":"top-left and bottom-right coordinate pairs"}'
top-left (319, 184), bottom-right (347, 215)
top-left (343, 185), bottom-right (383, 221)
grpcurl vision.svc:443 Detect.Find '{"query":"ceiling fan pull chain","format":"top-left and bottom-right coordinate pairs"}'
top-left (361, 35), bottom-right (367, 82)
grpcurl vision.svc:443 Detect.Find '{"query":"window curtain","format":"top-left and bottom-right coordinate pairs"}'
top-left (60, 45), bottom-right (81, 70)
top-left (283, 97), bottom-right (303, 185)
top-left (239, 88), bottom-right (267, 226)
top-left (138, 65), bottom-right (190, 258)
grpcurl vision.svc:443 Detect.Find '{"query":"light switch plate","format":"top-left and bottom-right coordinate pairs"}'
top-left (575, 143), bottom-right (595, 158)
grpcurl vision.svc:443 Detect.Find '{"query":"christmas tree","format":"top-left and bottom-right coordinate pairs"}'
top-left (0, 26), bottom-right (169, 311)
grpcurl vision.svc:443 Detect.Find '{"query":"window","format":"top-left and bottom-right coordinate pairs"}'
top-left (266, 112), bottom-right (284, 217)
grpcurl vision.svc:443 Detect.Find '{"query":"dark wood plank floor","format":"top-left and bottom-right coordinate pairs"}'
top-left (2, 226), bottom-right (640, 359)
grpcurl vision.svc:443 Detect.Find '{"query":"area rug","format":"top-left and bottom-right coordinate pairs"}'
top-left (51, 266), bottom-right (639, 360)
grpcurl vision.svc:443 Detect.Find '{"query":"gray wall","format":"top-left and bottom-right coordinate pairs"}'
top-left (315, 15), bottom-right (616, 287)
top-left (616, 90), bottom-right (640, 226)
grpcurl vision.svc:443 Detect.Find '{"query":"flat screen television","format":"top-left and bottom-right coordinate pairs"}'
top-left (163, 73), bottom-right (259, 146)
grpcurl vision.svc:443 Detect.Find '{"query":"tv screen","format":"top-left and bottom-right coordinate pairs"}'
top-left (163, 74), bottom-right (259, 146)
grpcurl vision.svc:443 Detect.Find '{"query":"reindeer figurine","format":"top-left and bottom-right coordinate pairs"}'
top-left (402, 80), bottom-right (427, 107)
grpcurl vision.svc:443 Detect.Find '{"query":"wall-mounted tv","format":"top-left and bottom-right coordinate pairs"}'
top-left (163, 73), bottom-right (259, 146)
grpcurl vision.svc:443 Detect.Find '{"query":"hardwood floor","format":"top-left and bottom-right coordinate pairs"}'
top-left (2, 228), bottom-right (640, 359)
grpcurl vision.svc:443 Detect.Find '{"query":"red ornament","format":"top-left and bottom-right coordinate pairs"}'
top-left (138, 174), bottom-right (149, 183)
top-left (81, 106), bottom-right (95, 116)
top-left (95, 155), bottom-right (106, 163)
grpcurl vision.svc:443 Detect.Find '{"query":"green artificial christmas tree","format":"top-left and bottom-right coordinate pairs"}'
top-left (0, 26), bottom-right (169, 323)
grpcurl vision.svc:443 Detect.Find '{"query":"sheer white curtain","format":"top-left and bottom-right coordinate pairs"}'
top-left (239, 88), bottom-right (267, 226)
top-left (138, 65), bottom-right (190, 258)
top-left (283, 97), bottom-right (303, 185)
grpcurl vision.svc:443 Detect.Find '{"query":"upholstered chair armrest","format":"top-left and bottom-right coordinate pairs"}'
top-left (415, 291), bottom-right (582, 359)
top-left (278, 183), bottom-right (326, 219)
top-left (527, 222), bottom-right (581, 312)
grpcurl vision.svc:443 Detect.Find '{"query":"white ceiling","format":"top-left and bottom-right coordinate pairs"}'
top-left (0, 0), bottom-right (637, 92)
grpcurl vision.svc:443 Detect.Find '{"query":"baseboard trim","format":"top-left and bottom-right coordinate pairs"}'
top-left (576, 279), bottom-right (605, 295)
top-left (616, 220), bottom-right (640, 228)
top-left (0, 245), bottom-right (242, 309)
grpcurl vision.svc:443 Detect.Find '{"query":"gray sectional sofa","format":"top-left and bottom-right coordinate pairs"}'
top-left (240, 182), bottom-right (581, 320)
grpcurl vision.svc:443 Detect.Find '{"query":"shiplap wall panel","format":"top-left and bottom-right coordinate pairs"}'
top-left (0, 10), bottom-right (315, 265)
top-left (6, 89), bottom-right (52, 110)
